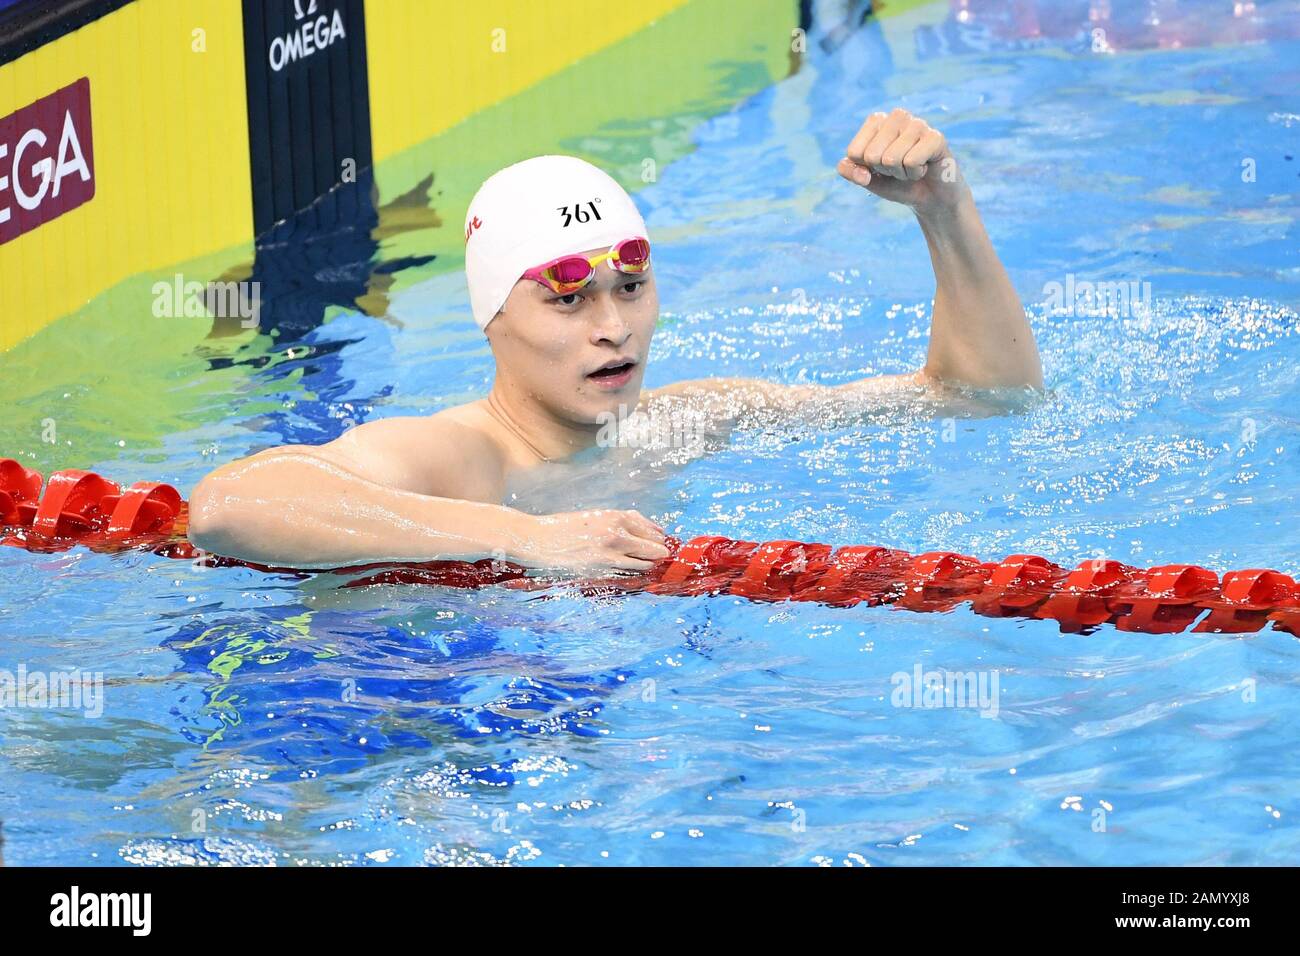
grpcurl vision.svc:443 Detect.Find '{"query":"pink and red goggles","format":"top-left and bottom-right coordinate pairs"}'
top-left (521, 237), bottom-right (652, 295)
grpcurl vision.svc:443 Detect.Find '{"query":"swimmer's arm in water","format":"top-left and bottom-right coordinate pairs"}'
top-left (186, 415), bottom-right (669, 573)
top-left (642, 372), bottom-right (927, 427)
top-left (647, 110), bottom-right (1042, 416)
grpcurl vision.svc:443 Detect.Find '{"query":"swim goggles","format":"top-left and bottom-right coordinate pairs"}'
top-left (521, 237), bottom-right (651, 295)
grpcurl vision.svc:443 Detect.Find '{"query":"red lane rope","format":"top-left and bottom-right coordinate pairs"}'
top-left (3, 458), bottom-right (1298, 636)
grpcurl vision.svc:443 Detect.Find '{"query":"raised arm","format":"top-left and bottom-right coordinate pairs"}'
top-left (647, 108), bottom-right (1042, 419)
top-left (836, 108), bottom-right (1042, 390)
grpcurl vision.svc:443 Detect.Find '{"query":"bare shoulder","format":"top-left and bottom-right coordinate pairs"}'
top-left (256, 407), bottom-right (509, 502)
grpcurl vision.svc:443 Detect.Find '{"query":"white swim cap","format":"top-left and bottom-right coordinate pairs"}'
top-left (463, 155), bottom-right (649, 330)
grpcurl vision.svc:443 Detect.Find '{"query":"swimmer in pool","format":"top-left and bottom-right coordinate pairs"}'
top-left (188, 109), bottom-right (1044, 574)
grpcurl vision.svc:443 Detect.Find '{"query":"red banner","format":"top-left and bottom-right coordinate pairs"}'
top-left (0, 76), bottom-right (94, 245)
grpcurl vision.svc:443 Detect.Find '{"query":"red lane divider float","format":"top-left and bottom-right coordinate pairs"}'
top-left (3, 457), bottom-right (1298, 636)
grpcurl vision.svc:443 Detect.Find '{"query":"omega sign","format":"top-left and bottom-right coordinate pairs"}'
top-left (268, 0), bottom-right (347, 72)
top-left (0, 78), bottom-right (94, 246)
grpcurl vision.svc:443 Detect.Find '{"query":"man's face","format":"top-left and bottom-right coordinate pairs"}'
top-left (486, 247), bottom-right (658, 425)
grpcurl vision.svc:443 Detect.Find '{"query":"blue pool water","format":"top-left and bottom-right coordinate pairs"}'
top-left (3, 0), bottom-right (1300, 865)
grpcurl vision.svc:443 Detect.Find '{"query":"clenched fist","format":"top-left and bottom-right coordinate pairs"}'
top-left (836, 108), bottom-right (970, 215)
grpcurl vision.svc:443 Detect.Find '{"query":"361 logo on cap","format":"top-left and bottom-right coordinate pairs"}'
top-left (557, 198), bottom-right (602, 228)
